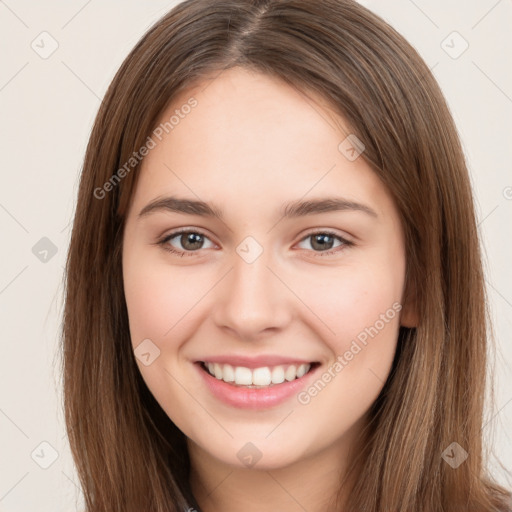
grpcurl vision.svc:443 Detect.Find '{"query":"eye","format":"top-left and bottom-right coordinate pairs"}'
top-left (157, 229), bottom-right (216, 256)
top-left (296, 230), bottom-right (353, 257)
top-left (156, 228), bottom-right (353, 257)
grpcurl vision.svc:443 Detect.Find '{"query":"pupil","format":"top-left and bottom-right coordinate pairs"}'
top-left (313, 234), bottom-right (333, 251)
top-left (183, 233), bottom-right (203, 250)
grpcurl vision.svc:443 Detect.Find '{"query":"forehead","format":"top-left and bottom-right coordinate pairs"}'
top-left (129, 67), bottom-right (393, 221)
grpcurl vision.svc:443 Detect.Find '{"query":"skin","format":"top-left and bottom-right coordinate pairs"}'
top-left (122, 66), bottom-right (416, 512)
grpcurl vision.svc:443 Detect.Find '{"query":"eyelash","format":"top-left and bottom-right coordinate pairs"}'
top-left (155, 228), bottom-right (354, 258)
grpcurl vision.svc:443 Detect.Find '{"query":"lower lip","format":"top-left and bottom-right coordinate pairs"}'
top-left (195, 362), bottom-right (319, 410)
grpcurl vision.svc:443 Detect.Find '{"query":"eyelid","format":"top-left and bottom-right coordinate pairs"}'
top-left (294, 229), bottom-right (354, 256)
top-left (299, 227), bottom-right (354, 244)
top-left (156, 227), bottom-right (217, 251)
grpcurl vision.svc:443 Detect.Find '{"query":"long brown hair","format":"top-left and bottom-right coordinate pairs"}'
top-left (61, 0), bottom-right (511, 510)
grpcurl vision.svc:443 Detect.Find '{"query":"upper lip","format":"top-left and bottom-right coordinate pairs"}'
top-left (197, 355), bottom-right (318, 369)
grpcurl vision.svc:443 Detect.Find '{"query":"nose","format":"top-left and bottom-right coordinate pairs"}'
top-left (212, 245), bottom-right (292, 341)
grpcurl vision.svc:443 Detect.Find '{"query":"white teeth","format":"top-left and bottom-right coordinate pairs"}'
top-left (252, 367), bottom-right (272, 386)
top-left (271, 366), bottom-right (285, 384)
top-left (234, 366), bottom-right (253, 385)
top-left (285, 365), bottom-right (297, 381)
top-left (296, 364), bottom-right (309, 378)
top-left (222, 364), bottom-right (235, 382)
top-left (203, 362), bottom-right (312, 386)
top-left (213, 363), bottom-right (223, 380)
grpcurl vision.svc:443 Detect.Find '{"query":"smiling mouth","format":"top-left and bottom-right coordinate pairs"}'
top-left (198, 361), bottom-right (320, 388)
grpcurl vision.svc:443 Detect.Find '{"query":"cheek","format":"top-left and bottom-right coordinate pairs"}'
top-left (123, 256), bottom-right (209, 435)
top-left (296, 262), bottom-right (404, 348)
top-left (123, 273), bottom-right (170, 345)
top-left (293, 257), bottom-right (404, 421)
top-left (123, 257), bottom-right (208, 345)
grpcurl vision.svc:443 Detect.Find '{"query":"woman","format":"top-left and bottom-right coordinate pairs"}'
top-left (62, 0), bottom-right (512, 510)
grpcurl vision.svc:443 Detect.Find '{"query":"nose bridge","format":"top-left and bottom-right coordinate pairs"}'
top-left (213, 237), bottom-right (290, 337)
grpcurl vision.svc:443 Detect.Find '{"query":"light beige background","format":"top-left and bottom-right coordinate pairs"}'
top-left (0, 0), bottom-right (511, 510)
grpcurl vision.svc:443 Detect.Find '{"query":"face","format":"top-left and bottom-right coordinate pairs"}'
top-left (122, 66), bottom-right (412, 471)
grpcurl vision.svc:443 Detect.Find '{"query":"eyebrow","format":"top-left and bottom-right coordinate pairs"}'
top-left (138, 195), bottom-right (378, 220)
